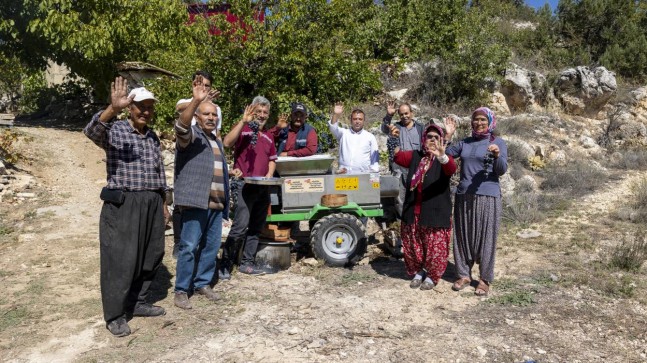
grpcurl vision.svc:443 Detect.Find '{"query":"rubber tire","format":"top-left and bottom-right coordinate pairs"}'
top-left (309, 213), bottom-right (367, 267)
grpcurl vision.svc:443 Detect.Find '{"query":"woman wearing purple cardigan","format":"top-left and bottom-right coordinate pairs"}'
top-left (444, 107), bottom-right (508, 297)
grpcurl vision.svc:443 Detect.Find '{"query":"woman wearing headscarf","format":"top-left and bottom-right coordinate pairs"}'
top-left (444, 107), bottom-right (508, 297)
top-left (391, 124), bottom-right (457, 290)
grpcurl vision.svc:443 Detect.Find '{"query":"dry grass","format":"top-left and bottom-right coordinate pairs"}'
top-left (609, 230), bottom-right (647, 272)
top-left (540, 158), bottom-right (608, 197)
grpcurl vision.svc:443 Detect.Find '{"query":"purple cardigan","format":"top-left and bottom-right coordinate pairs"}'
top-left (446, 137), bottom-right (508, 197)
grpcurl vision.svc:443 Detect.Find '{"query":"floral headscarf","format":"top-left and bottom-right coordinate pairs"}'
top-left (410, 123), bottom-right (445, 191)
top-left (471, 107), bottom-right (497, 141)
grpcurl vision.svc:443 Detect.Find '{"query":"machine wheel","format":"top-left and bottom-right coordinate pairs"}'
top-left (310, 213), bottom-right (367, 267)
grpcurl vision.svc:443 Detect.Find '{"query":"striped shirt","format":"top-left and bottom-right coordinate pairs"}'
top-left (84, 111), bottom-right (167, 192)
top-left (175, 122), bottom-right (226, 210)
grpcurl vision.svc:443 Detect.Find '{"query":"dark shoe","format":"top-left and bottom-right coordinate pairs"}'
top-left (410, 278), bottom-right (423, 289)
top-left (218, 267), bottom-right (231, 280)
top-left (195, 287), bottom-right (221, 302)
top-left (218, 259), bottom-right (232, 280)
top-left (238, 263), bottom-right (265, 275)
top-left (106, 317), bottom-right (131, 337)
top-left (174, 292), bottom-right (192, 310)
top-left (420, 279), bottom-right (435, 291)
top-left (133, 303), bottom-right (166, 317)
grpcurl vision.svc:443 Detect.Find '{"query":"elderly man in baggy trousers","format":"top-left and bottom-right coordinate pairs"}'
top-left (84, 77), bottom-right (170, 337)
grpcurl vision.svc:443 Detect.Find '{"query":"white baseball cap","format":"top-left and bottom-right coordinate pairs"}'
top-left (128, 87), bottom-right (158, 102)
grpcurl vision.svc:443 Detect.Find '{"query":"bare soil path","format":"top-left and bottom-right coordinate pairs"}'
top-left (1, 125), bottom-right (646, 362)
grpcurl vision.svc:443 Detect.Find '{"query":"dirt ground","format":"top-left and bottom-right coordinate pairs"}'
top-left (1, 123), bottom-right (647, 363)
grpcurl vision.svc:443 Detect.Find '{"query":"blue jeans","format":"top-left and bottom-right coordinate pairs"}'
top-left (175, 208), bottom-right (223, 293)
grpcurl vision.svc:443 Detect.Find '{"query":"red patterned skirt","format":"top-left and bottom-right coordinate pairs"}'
top-left (400, 215), bottom-right (452, 284)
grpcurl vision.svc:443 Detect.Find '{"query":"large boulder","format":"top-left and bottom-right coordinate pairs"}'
top-left (488, 92), bottom-right (511, 116)
top-left (501, 64), bottom-right (546, 112)
top-left (555, 66), bottom-right (617, 117)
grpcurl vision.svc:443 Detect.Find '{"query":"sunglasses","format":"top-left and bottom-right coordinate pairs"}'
top-left (425, 134), bottom-right (441, 140)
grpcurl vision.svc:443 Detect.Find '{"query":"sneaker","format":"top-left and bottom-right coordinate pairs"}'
top-left (195, 287), bottom-right (221, 302)
top-left (106, 317), bottom-right (131, 337)
top-left (133, 303), bottom-right (166, 317)
top-left (420, 279), bottom-right (435, 291)
top-left (409, 278), bottom-right (423, 289)
top-left (174, 292), bottom-right (192, 310)
top-left (238, 263), bottom-right (265, 275)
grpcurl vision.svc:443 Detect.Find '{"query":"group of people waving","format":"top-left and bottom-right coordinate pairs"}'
top-left (384, 103), bottom-right (508, 296)
top-left (85, 69), bottom-right (507, 338)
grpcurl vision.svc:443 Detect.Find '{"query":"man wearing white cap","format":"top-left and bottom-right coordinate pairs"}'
top-left (84, 77), bottom-right (170, 337)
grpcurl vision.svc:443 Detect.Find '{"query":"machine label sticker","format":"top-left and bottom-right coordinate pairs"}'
top-left (334, 177), bottom-right (359, 191)
top-left (284, 177), bottom-right (325, 193)
top-left (370, 173), bottom-right (380, 188)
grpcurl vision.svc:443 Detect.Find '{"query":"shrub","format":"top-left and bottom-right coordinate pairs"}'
top-left (540, 158), bottom-right (608, 197)
top-left (612, 147), bottom-right (647, 171)
top-left (0, 129), bottom-right (22, 164)
top-left (503, 178), bottom-right (543, 226)
top-left (609, 230), bottom-right (647, 272)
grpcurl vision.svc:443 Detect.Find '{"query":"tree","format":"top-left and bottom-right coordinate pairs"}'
top-left (2, 0), bottom-right (189, 100)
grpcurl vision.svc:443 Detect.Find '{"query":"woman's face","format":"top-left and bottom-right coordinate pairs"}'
top-left (424, 130), bottom-right (442, 152)
top-left (472, 114), bottom-right (489, 134)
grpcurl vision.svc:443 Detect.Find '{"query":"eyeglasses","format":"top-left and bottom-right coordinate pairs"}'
top-left (425, 134), bottom-right (441, 140)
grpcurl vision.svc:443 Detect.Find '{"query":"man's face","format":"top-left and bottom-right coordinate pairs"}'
top-left (398, 105), bottom-right (413, 126)
top-left (350, 112), bottom-right (365, 132)
top-left (290, 111), bottom-right (306, 130)
top-left (255, 104), bottom-right (270, 128)
top-left (129, 100), bottom-right (155, 129)
top-left (196, 102), bottom-right (219, 134)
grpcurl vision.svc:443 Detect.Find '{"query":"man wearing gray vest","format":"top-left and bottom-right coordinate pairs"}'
top-left (172, 75), bottom-right (230, 310)
top-left (382, 102), bottom-right (424, 219)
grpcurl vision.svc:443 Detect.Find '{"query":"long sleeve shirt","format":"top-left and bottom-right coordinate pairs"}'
top-left (445, 137), bottom-right (508, 197)
top-left (268, 124), bottom-right (318, 157)
top-left (84, 111), bottom-right (167, 192)
top-left (328, 119), bottom-right (380, 173)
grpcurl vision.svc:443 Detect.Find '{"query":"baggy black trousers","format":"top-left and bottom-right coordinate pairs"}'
top-left (99, 191), bottom-right (165, 323)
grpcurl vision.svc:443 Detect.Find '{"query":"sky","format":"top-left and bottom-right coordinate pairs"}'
top-left (525, 0), bottom-right (559, 10)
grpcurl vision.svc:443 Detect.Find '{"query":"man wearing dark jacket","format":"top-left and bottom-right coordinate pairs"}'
top-left (173, 76), bottom-right (230, 310)
top-left (269, 102), bottom-right (317, 157)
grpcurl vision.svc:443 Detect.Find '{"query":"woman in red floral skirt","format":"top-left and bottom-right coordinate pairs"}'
top-left (391, 123), bottom-right (457, 290)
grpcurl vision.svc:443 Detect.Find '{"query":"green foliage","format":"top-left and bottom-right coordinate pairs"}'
top-left (17, 71), bottom-right (47, 114)
top-left (4, 0), bottom-right (188, 100)
top-left (0, 130), bottom-right (23, 164)
top-left (416, 2), bottom-right (511, 106)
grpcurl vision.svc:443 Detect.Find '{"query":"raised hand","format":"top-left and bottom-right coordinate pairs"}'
top-left (386, 100), bottom-right (396, 116)
top-left (333, 102), bottom-right (344, 116)
top-left (110, 77), bottom-right (133, 112)
top-left (429, 138), bottom-right (445, 158)
top-left (206, 88), bottom-right (221, 102)
top-left (277, 113), bottom-right (289, 129)
top-left (444, 115), bottom-right (457, 140)
top-left (192, 75), bottom-right (210, 102)
top-left (242, 104), bottom-right (257, 123)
